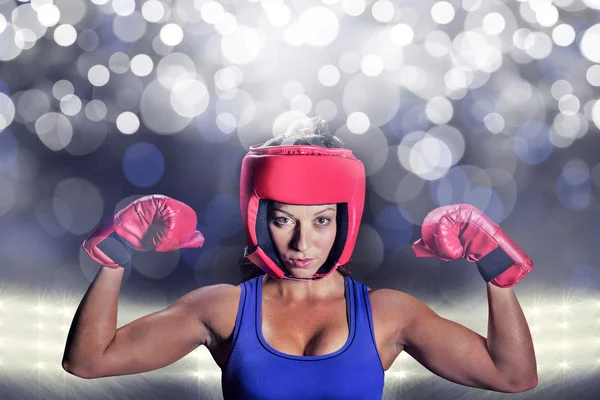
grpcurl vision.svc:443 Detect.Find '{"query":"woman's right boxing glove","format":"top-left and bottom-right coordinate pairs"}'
top-left (83, 194), bottom-right (205, 269)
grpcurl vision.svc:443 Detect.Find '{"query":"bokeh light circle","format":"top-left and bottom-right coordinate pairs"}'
top-left (53, 24), bottom-right (77, 46)
top-left (552, 23), bottom-right (576, 46)
top-left (580, 24), bottom-right (600, 63)
top-left (586, 65), bottom-right (600, 86)
top-left (65, 119), bottom-right (108, 156)
top-left (156, 52), bottom-right (196, 90)
top-left (116, 112), bottom-right (140, 134)
top-left (0, 24), bottom-right (23, 61)
top-left (53, 177), bottom-right (104, 235)
top-left (170, 79), bottom-right (210, 118)
top-left (390, 23), bottom-right (414, 46)
top-left (221, 25), bottom-right (264, 65)
top-left (37, 4), bottom-right (60, 27)
top-left (431, 1), bottom-right (455, 25)
top-left (347, 112), bottom-right (370, 134)
top-left (591, 100), bottom-right (600, 130)
top-left (0, 93), bottom-right (15, 130)
top-left (372, 0), bottom-right (395, 23)
top-left (160, 23), bottom-right (184, 46)
top-left (88, 65), bottom-right (110, 87)
top-left (398, 130), bottom-right (457, 181)
top-left (318, 64), bottom-right (340, 87)
top-left (142, 0), bottom-right (165, 23)
top-left (200, 1), bottom-right (226, 25)
top-left (483, 12), bottom-right (505, 35)
top-left (298, 6), bottom-right (339, 47)
top-left (361, 54), bottom-right (384, 76)
top-left (34, 112), bottom-right (73, 151)
top-left (52, 80), bottom-right (74, 101)
top-left (14, 89), bottom-right (50, 125)
top-left (140, 80), bottom-right (193, 134)
top-left (113, 11), bottom-right (147, 43)
top-left (109, 52), bottom-right (130, 74)
top-left (426, 96), bottom-right (453, 124)
top-left (130, 54), bottom-right (154, 77)
top-left (122, 142), bottom-right (165, 188)
top-left (85, 100), bottom-right (107, 122)
top-left (60, 94), bottom-right (82, 116)
top-left (112, 0), bottom-right (135, 16)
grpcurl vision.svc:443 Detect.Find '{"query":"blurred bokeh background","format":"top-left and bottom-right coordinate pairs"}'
top-left (1, 0), bottom-right (600, 399)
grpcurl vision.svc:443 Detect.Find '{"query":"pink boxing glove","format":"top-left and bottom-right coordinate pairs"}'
top-left (412, 204), bottom-right (533, 288)
top-left (83, 194), bottom-right (205, 269)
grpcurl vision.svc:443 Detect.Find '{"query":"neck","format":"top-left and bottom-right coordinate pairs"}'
top-left (262, 271), bottom-right (345, 302)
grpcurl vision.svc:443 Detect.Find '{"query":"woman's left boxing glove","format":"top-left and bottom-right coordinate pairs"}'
top-left (412, 204), bottom-right (533, 288)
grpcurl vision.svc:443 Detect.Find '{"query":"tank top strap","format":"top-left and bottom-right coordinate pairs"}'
top-left (230, 277), bottom-right (257, 345)
top-left (347, 277), bottom-right (383, 370)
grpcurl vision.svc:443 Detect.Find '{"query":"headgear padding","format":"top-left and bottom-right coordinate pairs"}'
top-left (240, 145), bottom-right (366, 280)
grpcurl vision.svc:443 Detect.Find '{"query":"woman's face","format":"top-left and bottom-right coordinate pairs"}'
top-left (268, 202), bottom-right (337, 278)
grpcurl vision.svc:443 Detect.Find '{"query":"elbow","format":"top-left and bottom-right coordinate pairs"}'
top-left (507, 374), bottom-right (538, 393)
top-left (522, 374), bottom-right (539, 392)
top-left (62, 359), bottom-right (103, 379)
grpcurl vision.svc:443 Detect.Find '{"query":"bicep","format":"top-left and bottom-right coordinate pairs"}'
top-left (89, 288), bottom-right (219, 378)
top-left (400, 298), bottom-right (512, 392)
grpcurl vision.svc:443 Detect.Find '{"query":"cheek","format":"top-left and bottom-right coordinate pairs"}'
top-left (320, 226), bottom-right (337, 250)
top-left (268, 226), bottom-right (284, 247)
top-left (268, 225), bottom-right (295, 252)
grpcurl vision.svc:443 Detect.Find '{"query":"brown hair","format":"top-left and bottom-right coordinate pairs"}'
top-left (239, 256), bottom-right (352, 283)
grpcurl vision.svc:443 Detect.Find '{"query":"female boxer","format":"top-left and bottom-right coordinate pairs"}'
top-left (62, 117), bottom-right (537, 399)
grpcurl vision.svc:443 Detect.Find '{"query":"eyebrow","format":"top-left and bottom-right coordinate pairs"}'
top-left (272, 207), bottom-right (336, 217)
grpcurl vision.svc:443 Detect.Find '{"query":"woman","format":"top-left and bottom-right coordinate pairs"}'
top-left (62, 117), bottom-right (538, 399)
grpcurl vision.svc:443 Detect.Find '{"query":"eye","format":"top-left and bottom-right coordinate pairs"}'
top-left (273, 216), bottom-right (291, 226)
top-left (315, 217), bottom-right (331, 226)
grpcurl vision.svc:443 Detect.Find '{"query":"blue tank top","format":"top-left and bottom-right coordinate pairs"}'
top-left (221, 275), bottom-right (385, 399)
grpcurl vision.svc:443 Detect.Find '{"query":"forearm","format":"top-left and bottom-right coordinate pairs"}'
top-left (486, 282), bottom-right (537, 389)
top-left (62, 267), bottom-right (124, 371)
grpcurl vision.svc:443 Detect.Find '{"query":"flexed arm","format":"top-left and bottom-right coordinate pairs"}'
top-left (62, 195), bottom-right (208, 378)
top-left (486, 281), bottom-right (537, 389)
top-left (375, 285), bottom-right (537, 393)
top-left (394, 204), bottom-right (537, 392)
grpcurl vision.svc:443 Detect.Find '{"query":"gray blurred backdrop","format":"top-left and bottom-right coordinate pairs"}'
top-left (1, 0), bottom-right (600, 399)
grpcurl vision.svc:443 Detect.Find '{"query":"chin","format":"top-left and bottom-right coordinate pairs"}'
top-left (288, 267), bottom-right (317, 276)
top-left (286, 263), bottom-right (324, 278)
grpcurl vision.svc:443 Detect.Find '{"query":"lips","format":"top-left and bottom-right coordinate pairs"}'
top-left (287, 258), bottom-right (314, 268)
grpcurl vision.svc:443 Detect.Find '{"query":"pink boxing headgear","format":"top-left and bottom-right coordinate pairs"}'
top-left (240, 144), bottom-right (366, 281)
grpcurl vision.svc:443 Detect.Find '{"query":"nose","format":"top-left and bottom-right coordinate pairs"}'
top-left (290, 225), bottom-right (310, 252)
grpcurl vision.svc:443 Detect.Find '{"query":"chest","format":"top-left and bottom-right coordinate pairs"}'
top-left (261, 297), bottom-right (349, 357)
top-left (208, 288), bottom-right (403, 370)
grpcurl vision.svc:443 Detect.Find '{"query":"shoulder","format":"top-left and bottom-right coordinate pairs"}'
top-left (174, 282), bottom-right (243, 346)
top-left (366, 287), bottom-right (435, 344)
top-left (368, 286), bottom-right (434, 317)
top-left (175, 282), bottom-right (242, 311)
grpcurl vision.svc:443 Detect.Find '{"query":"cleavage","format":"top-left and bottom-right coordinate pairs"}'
top-left (261, 295), bottom-right (349, 357)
